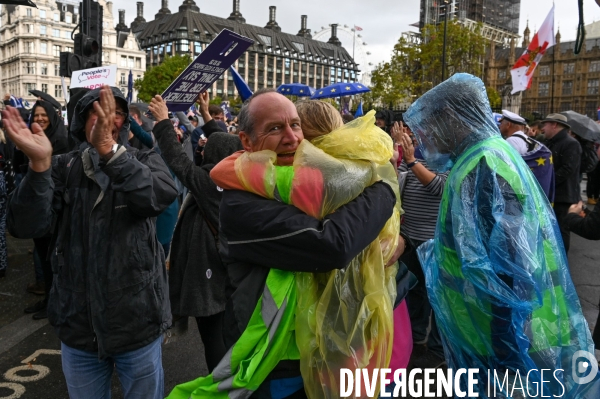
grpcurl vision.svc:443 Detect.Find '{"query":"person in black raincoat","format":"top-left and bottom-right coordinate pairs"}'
top-left (2, 86), bottom-right (178, 399)
top-left (149, 92), bottom-right (243, 372)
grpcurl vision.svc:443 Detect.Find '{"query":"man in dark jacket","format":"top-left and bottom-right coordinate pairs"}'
top-left (2, 86), bottom-right (178, 399)
top-left (209, 89), bottom-right (403, 399)
top-left (541, 113), bottom-right (582, 252)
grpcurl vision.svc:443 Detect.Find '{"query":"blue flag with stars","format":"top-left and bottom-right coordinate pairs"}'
top-left (522, 142), bottom-right (555, 204)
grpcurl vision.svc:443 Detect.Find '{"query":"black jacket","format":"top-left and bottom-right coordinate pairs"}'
top-left (218, 182), bottom-right (396, 383)
top-left (7, 88), bottom-right (178, 358)
top-left (546, 129), bottom-right (582, 204)
top-left (153, 119), bottom-right (242, 317)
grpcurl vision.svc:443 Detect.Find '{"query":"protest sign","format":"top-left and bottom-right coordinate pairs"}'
top-left (70, 65), bottom-right (117, 89)
top-left (162, 29), bottom-right (254, 112)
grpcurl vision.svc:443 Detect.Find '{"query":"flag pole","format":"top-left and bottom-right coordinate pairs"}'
top-left (551, 9), bottom-right (556, 113)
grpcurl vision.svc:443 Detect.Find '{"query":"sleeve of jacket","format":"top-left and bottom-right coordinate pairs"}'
top-left (219, 181), bottom-right (396, 273)
top-left (7, 154), bottom-right (68, 238)
top-left (555, 140), bottom-right (582, 185)
top-left (129, 116), bottom-right (154, 148)
top-left (564, 206), bottom-right (600, 240)
top-left (101, 148), bottom-right (178, 218)
top-left (153, 120), bottom-right (216, 214)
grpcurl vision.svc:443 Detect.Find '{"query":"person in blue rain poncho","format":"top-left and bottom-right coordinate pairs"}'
top-left (403, 73), bottom-right (600, 398)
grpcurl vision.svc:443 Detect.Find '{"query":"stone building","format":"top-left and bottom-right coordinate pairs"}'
top-left (0, 0), bottom-right (146, 105)
top-left (485, 22), bottom-right (600, 118)
top-left (132, 0), bottom-right (360, 98)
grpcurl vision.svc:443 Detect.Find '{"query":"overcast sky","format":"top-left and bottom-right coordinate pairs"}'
top-left (115, 0), bottom-right (600, 70)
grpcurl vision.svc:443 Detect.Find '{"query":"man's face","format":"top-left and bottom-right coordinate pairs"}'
top-left (498, 119), bottom-right (510, 137)
top-left (85, 103), bottom-right (127, 142)
top-left (212, 112), bottom-right (225, 122)
top-left (238, 93), bottom-right (303, 166)
top-left (131, 113), bottom-right (142, 126)
top-left (540, 121), bottom-right (560, 139)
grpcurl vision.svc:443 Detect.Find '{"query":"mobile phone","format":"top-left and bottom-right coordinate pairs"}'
top-left (200, 134), bottom-right (206, 140)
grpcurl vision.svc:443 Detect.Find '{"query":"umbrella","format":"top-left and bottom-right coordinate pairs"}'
top-left (276, 83), bottom-right (315, 97)
top-left (311, 82), bottom-right (370, 99)
top-left (560, 110), bottom-right (600, 142)
top-left (229, 66), bottom-right (253, 102)
top-left (29, 90), bottom-right (62, 111)
top-left (0, 0), bottom-right (37, 6)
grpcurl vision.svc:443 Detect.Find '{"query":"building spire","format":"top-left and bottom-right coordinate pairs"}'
top-left (155, 0), bottom-right (171, 18)
top-left (522, 20), bottom-right (531, 47)
top-left (179, 0), bottom-right (200, 13)
top-left (264, 6), bottom-right (281, 32)
top-left (228, 0), bottom-right (246, 23)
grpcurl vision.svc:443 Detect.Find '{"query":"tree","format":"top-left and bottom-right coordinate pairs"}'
top-left (368, 22), bottom-right (488, 106)
top-left (134, 54), bottom-right (191, 103)
top-left (486, 87), bottom-right (502, 109)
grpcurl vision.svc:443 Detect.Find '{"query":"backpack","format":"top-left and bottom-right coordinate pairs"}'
top-left (580, 141), bottom-right (599, 173)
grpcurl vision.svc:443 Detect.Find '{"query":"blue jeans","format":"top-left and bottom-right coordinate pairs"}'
top-left (61, 336), bottom-right (164, 399)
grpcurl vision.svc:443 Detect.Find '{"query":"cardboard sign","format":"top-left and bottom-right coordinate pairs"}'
top-left (70, 65), bottom-right (118, 89)
top-left (162, 29), bottom-right (254, 112)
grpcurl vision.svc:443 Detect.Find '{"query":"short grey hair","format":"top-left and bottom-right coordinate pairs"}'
top-left (237, 88), bottom-right (279, 141)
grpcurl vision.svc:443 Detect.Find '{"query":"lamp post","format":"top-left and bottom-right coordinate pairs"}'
top-left (441, 0), bottom-right (450, 82)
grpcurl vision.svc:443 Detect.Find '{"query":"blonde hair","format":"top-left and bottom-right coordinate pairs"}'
top-left (296, 100), bottom-right (343, 140)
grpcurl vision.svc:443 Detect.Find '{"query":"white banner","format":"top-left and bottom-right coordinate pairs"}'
top-left (70, 65), bottom-right (117, 89)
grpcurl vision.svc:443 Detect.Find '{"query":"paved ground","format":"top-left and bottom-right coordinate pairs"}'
top-left (0, 202), bottom-right (598, 398)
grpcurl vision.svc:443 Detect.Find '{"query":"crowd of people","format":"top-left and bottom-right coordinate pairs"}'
top-left (0, 73), bottom-right (599, 398)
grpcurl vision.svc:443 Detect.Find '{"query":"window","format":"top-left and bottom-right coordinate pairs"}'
top-left (41, 63), bottom-right (47, 75)
top-left (66, 15), bottom-right (72, 24)
top-left (177, 40), bottom-right (189, 53)
top-left (136, 58), bottom-right (141, 69)
top-left (120, 56), bottom-right (127, 67)
top-left (65, 47), bottom-right (73, 53)
top-left (563, 63), bottom-right (575, 75)
top-left (53, 45), bottom-right (61, 57)
top-left (562, 81), bottom-right (573, 95)
top-left (497, 70), bottom-right (506, 80)
top-left (26, 8), bottom-right (32, 17)
top-left (24, 62), bottom-right (35, 74)
top-left (54, 14), bottom-right (59, 22)
top-left (539, 65), bottom-right (550, 76)
top-left (539, 82), bottom-right (549, 97)
top-left (128, 57), bottom-right (134, 68)
top-left (55, 85), bottom-right (62, 98)
top-left (588, 79), bottom-right (599, 95)
top-left (40, 42), bottom-right (47, 54)
top-left (42, 84), bottom-right (48, 93)
top-left (586, 101), bottom-right (597, 118)
top-left (40, 25), bottom-right (47, 35)
top-left (40, 10), bottom-right (46, 19)
top-left (590, 61), bottom-right (600, 73)
top-left (25, 83), bottom-right (35, 92)
top-left (194, 42), bottom-right (201, 54)
top-left (63, 31), bottom-right (71, 39)
top-left (25, 24), bottom-right (34, 33)
top-left (53, 29), bottom-right (60, 37)
top-left (120, 73), bottom-right (126, 85)
top-left (24, 41), bottom-right (34, 53)
top-left (560, 102), bottom-right (571, 111)
top-left (537, 103), bottom-right (548, 115)
top-left (54, 64), bottom-right (60, 76)
top-left (102, 51), bottom-right (109, 63)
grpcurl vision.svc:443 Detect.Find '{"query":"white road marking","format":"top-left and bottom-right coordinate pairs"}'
top-left (0, 383), bottom-right (26, 399)
top-left (4, 365), bottom-right (49, 383)
top-left (20, 349), bottom-right (61, 365)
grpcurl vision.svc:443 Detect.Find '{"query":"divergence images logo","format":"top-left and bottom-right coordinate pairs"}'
top-left (572, 350), bottom-right (598, 385)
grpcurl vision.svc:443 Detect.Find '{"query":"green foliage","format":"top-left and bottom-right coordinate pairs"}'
top-left (134, 54), bottom-right (192, 103)
top-left (209, 96), bottom-right (223, 105)
top-left (486, 87), bottom-right (502, 109)
top-left (368, 21), bottom-right (488, 107)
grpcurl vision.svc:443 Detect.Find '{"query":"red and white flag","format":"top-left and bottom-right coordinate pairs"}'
top-left (354, 25), bottom-right (363, 31)
top-left (510, 5), bottom-right (555, 94)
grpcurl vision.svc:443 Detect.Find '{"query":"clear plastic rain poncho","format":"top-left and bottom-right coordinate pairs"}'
top-left (233, 111), bottom-right (401, 399)
top-left (404, 73), bottom-right (600, 398)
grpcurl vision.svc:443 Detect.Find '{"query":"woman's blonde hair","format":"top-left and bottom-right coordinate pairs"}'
top-left (296, 100), bottom-right (343, 140)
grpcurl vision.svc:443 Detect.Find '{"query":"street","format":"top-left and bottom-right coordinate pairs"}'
top-left (0, 214), bottom-right (599, 398)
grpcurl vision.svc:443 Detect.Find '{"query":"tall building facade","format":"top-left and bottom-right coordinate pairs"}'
top-left (419, 0), bottom-right (520, 45)
top-left (132, 0), bottom-right (360, 99)
top-left (485, 23), bottom-right (600, 119)
top-left (0, 0), bottom-right (146, 105)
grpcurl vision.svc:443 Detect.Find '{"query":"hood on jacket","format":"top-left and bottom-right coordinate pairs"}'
top-left (30, 100), bottom-right (67, 142)
top-left (202, 132), bottom-right (243, 169)
top-left (403, 73), bottom-right (500, 172)
top-left (69, 87), bottom-right (130, 145)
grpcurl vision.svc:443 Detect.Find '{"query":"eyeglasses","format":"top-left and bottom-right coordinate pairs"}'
top-left (114, 111), bottom-right (127, 119)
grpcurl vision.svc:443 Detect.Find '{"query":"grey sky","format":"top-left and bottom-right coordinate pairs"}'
top-left (115, 0), bottom-right (600, 70)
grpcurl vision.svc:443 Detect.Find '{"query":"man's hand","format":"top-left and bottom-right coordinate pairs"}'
top-left (195, 92), bottom-right (212, 123)
top-left (1, 106), bottom-right (52, 172)
top-left (148, 95), bottom-right (169, 122)
top-left (198, 136), bottom-right (208, 148)
top-left (569, 201), bottom-right (586, 217)
top-left (385, 235), bottom-right (406, 267)
top-left (89, 86), bottom-right (117, 157)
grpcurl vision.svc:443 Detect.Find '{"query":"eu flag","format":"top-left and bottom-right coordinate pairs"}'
top-left (522, 143), bottom-right (555, 203)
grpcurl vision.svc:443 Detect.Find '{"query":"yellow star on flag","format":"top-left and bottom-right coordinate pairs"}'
top-left (299, 89), bottom-right (304, 93)
top-left (331, 89), bottom-right (337, 93)
top-left (549, 155), bottom-right (553, 164)
top-left (319, 91), bottom-right (323, 94)
top-left (346, 86), bottom-right (351, 90)
top-left (536, 157), bottom-right (546, 166)
top-left (357, 85), bottom-right (363, 88)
